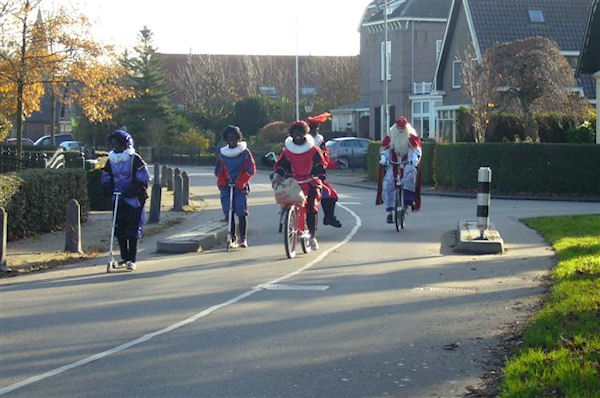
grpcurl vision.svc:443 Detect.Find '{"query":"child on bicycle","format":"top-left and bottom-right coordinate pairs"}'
top-left (215, 125), bottom-right (256, 248)
top-left (305, 113), bottom-right (342, 228)
top-left (272, 120), bottom-right (326, 250)
top-left (376, 116), bottom-right (422, 223)
top-left (101, 129), bottom-right (151, 271)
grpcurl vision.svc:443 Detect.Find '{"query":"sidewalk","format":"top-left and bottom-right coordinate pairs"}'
top-left (1, 186), bottom-right (207, 277)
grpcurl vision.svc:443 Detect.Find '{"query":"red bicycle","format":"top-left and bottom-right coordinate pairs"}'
top-left (279, 201), bottom-right (316, 259)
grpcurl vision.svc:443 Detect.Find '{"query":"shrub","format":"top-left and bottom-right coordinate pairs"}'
top-left (258, 121), bottom-right (288, 144)
top-left (172, 129), bottom-right (211, 150)
top-left (0, 168), bottom-right (89, 240)
top-left (433, 143), bottom-right (600, 195)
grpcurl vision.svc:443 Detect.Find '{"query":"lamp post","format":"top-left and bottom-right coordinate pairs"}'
top-left (383, 1), bottom-right (389, 140)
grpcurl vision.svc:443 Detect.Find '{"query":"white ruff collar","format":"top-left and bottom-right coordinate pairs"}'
top-left (108, 148), bottom-right (135, 163)
top-left (313, 134), bottom-right (324, 147)
top-left (284, 134), bottom-right (315, 154)
top-left (220, 141), bottom-right (247, 157)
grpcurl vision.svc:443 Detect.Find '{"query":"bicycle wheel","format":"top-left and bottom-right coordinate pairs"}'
top-left (399, 188), bottom-right (406, 230)
top-left (394, 187), bottom-right (402, 231)
top-left (283, 206), bottom-right (298, 258)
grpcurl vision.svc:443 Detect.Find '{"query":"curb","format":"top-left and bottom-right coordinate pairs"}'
top-left (156, 221), bottom-right (228, 254)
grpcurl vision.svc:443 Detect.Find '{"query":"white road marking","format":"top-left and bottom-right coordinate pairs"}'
top-left (261, 284), bottom-right (330, 291)
top-left (0, 204), bottom-right (361, 395)
top-left (337, 201), bottom-right (361, 205)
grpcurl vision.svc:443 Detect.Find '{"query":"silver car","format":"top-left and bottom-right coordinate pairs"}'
top-left (325, 137), bottom-right (370, 168)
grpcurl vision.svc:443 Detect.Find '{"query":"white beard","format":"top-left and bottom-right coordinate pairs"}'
top-left (389, 129), bottom-right (409, 156)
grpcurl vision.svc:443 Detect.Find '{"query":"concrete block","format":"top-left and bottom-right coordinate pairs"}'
top-left (455, 220), bottom-right (504, 254)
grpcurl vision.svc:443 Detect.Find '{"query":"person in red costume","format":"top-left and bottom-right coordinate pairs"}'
top-left (273, 120), bottom-right (326, 250)
top-left (305, 112), bottom-right (342, 228)
top-left (376, 116), bottom-right (422, 223)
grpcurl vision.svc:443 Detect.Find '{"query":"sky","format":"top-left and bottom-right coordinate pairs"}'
top-left (45, 0), bottom-right (372, 56)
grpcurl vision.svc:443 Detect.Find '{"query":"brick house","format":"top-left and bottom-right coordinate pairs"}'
top-left (354, 0), bottom-right (452, 140)
top-left (433, 0), bottom-right (596, 142)
top-left (577, 0), bottom-right (600, 143)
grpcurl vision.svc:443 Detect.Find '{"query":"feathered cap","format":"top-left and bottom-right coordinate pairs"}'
top-left (109, 129), bottom-right (134, 148)
top-left (305, 112), bottom-right (331, 129)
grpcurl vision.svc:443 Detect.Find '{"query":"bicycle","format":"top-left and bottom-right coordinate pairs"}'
top-left (390, 160), bottom-right (411, 231)
top-left (279, 201), bottom-right (316, 258)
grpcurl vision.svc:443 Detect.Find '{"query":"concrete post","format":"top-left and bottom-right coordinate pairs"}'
top-left (65, 199), bottom-right (83, 253)
top-left (161, 165), bottom-right (168, 187)
top-left (476, 167), bottom-right (491, 238)
top-left (167, 167), bottom-right (174, 191)
top-left (153, 164), bottom-right (160, 185)
top-left (148, 183), bottom-right (162, 224)
top-left (182, 171), bottom-right (189, 206)
top-left (0, 207), bottom-right (10, 272)
top-left (173, 173), bottom-right (183, 211)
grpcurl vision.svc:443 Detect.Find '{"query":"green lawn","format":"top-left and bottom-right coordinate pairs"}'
top-left (498, 214), bottom-right (600, 397)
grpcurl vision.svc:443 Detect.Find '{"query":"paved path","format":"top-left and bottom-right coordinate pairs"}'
top-left (1, 167), bottom-right (598, 397)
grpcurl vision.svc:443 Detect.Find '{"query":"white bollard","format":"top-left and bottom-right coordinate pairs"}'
top-left (476, 167), bottom-right (491, 238)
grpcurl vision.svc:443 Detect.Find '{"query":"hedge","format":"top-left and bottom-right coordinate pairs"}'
top-left (0, 168), bottom-right (89, 240)
top-left (433, 143), bottom-right (600, 195)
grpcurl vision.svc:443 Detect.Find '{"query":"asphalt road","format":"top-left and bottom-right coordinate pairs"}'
top-left (1, 167), bottom-right (598, 397)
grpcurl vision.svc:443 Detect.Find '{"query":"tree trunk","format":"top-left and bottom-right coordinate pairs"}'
top-left (16, 80), bottom-right (24, 157)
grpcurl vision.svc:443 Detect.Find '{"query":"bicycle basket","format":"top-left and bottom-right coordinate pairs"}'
top-left (273, 178), bottom-right (306, 206)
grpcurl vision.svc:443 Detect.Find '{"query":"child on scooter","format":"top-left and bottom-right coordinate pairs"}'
top-left (101, 129), bottom-right (150, 270)
top-left (215, 125), bottom-right (256, 248)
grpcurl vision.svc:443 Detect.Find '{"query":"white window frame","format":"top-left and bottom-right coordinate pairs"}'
top-left (380, 40), bottom-right (391, 81)
top-left (452, 60), bottom-right (462, 89)
top-left (436, 40), bottom-right (443, 63)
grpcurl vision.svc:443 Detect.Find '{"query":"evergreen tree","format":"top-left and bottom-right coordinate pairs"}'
top-left (116, 26), bottom-right (175, 146)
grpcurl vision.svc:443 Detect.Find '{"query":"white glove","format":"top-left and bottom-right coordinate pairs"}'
top-left (379, 155), bottom-right (388, 166)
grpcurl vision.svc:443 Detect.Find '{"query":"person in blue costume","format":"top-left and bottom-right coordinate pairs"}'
top-left (215, 125), bottom-right (256, 248)
top-left (101, 130), bottom-right (151, 270)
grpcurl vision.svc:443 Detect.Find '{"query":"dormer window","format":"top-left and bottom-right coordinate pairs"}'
top-left (528, 9), bottom-right (545, 23)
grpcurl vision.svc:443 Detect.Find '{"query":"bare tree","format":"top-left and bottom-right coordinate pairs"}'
top-left (459, 46), bottom-right (501, 142)
top-left (491, 36), bottom-right (587, 140)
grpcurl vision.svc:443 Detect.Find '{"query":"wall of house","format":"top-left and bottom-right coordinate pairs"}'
top-left (360, 20), bottom-right (447, 140)
top-left (441, 4), bottom-right (472, 106)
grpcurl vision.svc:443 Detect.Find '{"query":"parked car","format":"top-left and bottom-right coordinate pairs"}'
top-left (325, 137), bottom-right (370, 168)
top-left (3, 137), bottom-right (35, 146)
top-left (33, 133), bottom-right (74, 147)
top-left (59, 140), bottom-right (84, 151)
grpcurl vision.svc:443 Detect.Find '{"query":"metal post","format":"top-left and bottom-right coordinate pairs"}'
top-left (148, 183), bottom-right (161, 224)
top-left (182, 171), bottom-right (189, 206)
top-left (476, 167), bottom-right (491, 239)
top-left (383, 0), bottom-right (389, 139)
top-left (173, 174), bottom-right (183, 212)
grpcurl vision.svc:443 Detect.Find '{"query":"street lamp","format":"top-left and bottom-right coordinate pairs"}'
top-left (376, 1), bottom-right (391, 140)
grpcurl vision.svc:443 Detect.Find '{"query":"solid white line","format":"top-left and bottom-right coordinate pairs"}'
top-left (0, 204), bottom-right (361, 395)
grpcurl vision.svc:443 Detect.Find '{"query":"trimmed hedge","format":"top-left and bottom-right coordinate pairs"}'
top-left (0, 168), bottom-right (89, 240)
top-left (433, 143), bottom-right (600, 195)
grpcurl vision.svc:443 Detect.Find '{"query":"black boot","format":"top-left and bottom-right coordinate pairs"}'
top-left (322, 199), bottom-right (342, 228)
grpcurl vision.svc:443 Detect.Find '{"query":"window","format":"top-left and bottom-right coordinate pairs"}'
top-left (436, 40), bottom-right (443, 62)
top-left (380, 41), bottom-right (391, 81)
top-left (411, 100), bottom-right (433, 138)
top-left (452, 60), bottom-right (462, 88)
top-left (528, 9), bottom-right (544, 23)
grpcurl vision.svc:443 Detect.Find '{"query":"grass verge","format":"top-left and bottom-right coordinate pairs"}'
top-left (498, 214), bottom-right (600, 397)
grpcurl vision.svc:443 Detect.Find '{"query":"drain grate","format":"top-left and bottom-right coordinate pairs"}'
top-left (413, 286), bottom-right (478, 294)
